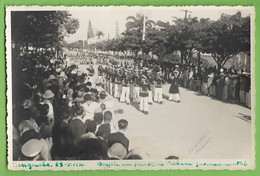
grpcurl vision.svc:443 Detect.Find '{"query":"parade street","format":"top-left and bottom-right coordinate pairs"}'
top-left (78, 64), bottom-right (252, 160)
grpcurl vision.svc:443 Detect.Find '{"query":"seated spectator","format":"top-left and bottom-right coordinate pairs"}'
top-left (60, 111), bottom-right (71, 130)
top-left (18, 109), bottom-right (40, 136)
top-left (82, 94), bottom-right (100, 120)
top-left (79, 138), bottom-right (103, 160)
top-left (107, 119), bottom-right (129, 152)
top-left (80, 120), bottom-right (97, 141)
top-left (102, 111), bottom-right (116, 133)
top-left (96, 124), bottom-right (111, 160)
top-left (93, 113), bottom-right (103, 132)
top-left (68, 107), bottom-right (86, 145)
top-left (39, 125), bottom-right (52, 160)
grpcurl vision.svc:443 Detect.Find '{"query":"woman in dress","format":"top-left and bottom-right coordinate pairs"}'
top-left (169, 71), bottom-right (180, 103)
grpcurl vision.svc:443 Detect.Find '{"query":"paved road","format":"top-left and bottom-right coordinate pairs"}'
top-left (77, 63), bottom-right (252, 160)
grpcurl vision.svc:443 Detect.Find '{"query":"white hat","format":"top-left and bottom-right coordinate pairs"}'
top-left (107, 143), bottom-right (127, 160)
top-left (21, 139), bottom-right (43, 158)
top-left (173, 70), bottom-right (179, 74)
top-left (142, 75), bottom-right (148, 80)
top-left (42, 90), bottom-right (55, 99)
top-left (48, 75), bottom-right (56, 81)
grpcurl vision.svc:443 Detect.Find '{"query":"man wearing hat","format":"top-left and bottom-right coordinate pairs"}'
top-left (42, 89), bottom-right (55, 127)
top-left (21, 139), bottom-right (44, 161)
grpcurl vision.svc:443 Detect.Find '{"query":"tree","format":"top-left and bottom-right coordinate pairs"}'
top-left (96, 31), bottom-right (104, 39)
top-left (167, 17), bottom-right (200, 65)
top-left (201, 12), bottom-right (250, 73)
top-left (147, 21), bottom-right (173, 59)
top-left (125, 13), bottom-right (155, 59)
top-left (193, 18), bottom-right (212, 72)
top-left (11, 11), bottom-right (79, 52)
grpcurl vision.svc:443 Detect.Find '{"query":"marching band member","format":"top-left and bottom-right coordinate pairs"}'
top-left (139, 75), bottom-right (150, 115)
top-left (117, 68), bottom-right (123, 100)
top-left (147, 69), bottom-right (154, 105)
top-left (114, 69), bottom-right (120, 99)
top-left (169, 71), bottom-right (181, 103)
top-left (98, 64), bottom-right (103, 80)
top-left (129, 69), bottom-right (135, 102)
top-left (133, 68), bottom-right (140, 103)
top-left (110, 67), bottom-right (115, 96)
top-left (154, 71), bottom-right (163, 104)
top-left (120, 69), bottom-right (130, 104)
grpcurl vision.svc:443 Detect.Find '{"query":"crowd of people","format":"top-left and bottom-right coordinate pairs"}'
top-left (12, 49), bottom-right (250, 161)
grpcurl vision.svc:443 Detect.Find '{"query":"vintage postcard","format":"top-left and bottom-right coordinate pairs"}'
top-left (6, 6), bottom-right (255, 170)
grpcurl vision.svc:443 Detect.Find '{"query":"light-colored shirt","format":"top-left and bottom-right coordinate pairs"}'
top-left (42, 99), bottom-right (54, 127)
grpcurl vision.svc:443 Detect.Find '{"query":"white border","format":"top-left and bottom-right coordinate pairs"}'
top-left (5, 5), bottom-right (256, 170)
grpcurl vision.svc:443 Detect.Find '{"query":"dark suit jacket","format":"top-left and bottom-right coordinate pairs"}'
top-left (107, 132), bottom-right (129, 152)
top-left (96, 137), bottom-right (109, 160)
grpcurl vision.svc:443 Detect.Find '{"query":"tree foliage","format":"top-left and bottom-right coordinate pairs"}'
top-left (77, 12), bottom-right (250, 72)
top-left (201, 12), bottom-right (250, 71)
top-left (12, 11), bottom-right (79, 50)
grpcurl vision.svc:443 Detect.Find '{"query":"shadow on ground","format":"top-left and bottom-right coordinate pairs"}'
top-left (235, 113), bottom-right (251, 123)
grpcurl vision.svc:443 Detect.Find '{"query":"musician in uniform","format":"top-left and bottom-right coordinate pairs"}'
top-left (147, 69), bottom-right (154, 105)
top-left (110, 67), bottom-right (115, 96)
top-left (139, 75), bottom-right (150, 115)
top-left (154, 71), bottom-right (163, 104)
top-left (133, 68), bottom-right (141, 103)
top-left (169, 71), bottom-right (181, 103)
top-left (120, 69), bottom-right (130, 104)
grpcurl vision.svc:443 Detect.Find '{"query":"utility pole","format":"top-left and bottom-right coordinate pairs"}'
top-left (181, 9), bottom-right (192, 20)
top-left (142, 15), bottom-right (146, 41)
top-left (115, 21), bottom-right (119, 39)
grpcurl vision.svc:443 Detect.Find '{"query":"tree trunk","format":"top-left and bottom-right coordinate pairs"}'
top-left (134, 50), bottom-right (139, 60)
top-left (25, 38), bottom-right (29, 52)
top-left (217, 62), bottom-right (222, 75)
top-left (197, 51), bottom-right (201, 73)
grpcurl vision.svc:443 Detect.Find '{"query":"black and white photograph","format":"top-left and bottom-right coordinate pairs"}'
top-left (6, 6), bottom-right (255, 170)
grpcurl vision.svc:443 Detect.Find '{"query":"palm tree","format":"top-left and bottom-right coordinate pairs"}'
top-left (126, 13), bottom-right (155, 40)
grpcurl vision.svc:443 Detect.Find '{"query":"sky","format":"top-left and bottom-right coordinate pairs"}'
top-left (63, 6), bottom-right (253, 43)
